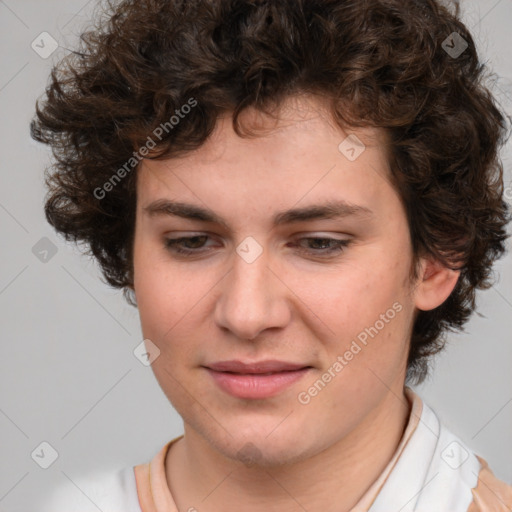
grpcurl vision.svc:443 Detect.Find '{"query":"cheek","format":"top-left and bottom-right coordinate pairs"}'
top-left (295, 259), bottom-right (403, 327)
top-left (301, 257), bottom-right (412, 368)
top-left (134, 245), bottom-right (178, 342)
top-left (134, 239), bottom-right (190, 320)
top-left (133, 251), bottom-right (215, 370)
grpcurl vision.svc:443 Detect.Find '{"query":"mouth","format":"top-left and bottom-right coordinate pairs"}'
top-left (203, 360), bottom-right (313, 399)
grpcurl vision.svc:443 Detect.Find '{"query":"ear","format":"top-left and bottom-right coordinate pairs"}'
top-left (413, 257), bottom-right (461, 311)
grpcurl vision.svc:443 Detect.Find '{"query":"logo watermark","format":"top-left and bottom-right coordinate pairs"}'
top-left (297, 301), bottom-right (403, 405)
top-left (504, 182), bottom-right (512, 203)
top-left (93, 97), bottom-right (198, 200)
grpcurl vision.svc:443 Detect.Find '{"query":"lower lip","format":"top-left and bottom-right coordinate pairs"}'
top-left (206, 368), bottom-right (310, 399)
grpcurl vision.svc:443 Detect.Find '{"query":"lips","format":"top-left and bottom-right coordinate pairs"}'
top-left (206, 360), bottom-right (309, 374)
top-left (204, 360), bottom-right (312, 399)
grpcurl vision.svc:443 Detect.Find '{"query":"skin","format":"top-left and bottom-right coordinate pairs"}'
top-left (131, 94), bottom-right (460, 512)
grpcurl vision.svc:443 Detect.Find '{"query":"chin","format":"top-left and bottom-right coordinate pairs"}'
top-left (201, 419), bottom-right (322, 468)
top-left (225, 439), bottom-right (311, 468)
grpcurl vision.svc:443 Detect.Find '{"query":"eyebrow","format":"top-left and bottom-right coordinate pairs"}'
top-left (142, 198), bottom-right (373, 228)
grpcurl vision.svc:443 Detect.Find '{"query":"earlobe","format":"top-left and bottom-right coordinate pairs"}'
top-left (414, 258), bottom-right (461, 311)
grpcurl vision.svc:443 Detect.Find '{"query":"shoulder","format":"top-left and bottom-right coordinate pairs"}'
top-left (39, 466), bottom-right (141, 512)
top-left (467, 455), bottom-right (512, 512)
top-left (407, 392), bottom-right (511, 512)
top-left (418, 399), bottom-right (512, 511)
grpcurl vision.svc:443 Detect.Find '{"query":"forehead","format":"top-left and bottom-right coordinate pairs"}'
top-left (191, 94), bottom-right (387, 160)
top-left (135, 94), bottom-right (395, 216)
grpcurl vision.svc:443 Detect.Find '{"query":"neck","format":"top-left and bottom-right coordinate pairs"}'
top-left (166, 387), bottom-right (411, 512)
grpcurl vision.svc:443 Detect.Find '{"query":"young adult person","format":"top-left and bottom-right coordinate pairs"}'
top-left (32, 0), bottom-right (512, 510)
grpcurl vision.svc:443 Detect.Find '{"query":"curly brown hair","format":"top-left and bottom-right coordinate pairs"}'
top-left (30, 0), bottom-right (511, 384)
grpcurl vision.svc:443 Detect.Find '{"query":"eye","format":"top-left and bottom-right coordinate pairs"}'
top-left (163, 235), bottom-right (212, 255)
top-left (290, 237), bottom-right (351, 257)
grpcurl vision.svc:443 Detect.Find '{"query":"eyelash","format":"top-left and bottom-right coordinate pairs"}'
top-left (163, 235), bottom-right (351, 258)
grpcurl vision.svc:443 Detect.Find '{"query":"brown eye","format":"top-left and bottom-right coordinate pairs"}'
top-left (163, 235), bottom-right (211, 255)
top-left (292, 237), bottom-right (351, 257)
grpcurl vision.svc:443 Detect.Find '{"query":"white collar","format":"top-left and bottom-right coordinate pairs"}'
top-left (369, 389), bottom-right (481, 512)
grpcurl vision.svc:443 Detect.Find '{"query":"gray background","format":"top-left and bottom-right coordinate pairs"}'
top-left (0, 0), bottom-right (511, 510)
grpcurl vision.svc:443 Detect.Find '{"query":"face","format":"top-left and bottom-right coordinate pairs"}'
top-left (132, 94), bottom-right (421, 466)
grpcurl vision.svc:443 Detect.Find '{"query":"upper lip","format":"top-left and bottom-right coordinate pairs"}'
top-left (205, 360), bottom-right (310, 374)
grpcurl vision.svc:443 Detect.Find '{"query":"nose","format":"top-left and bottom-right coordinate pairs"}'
top-left (214, 244), bottom-right (291, 341)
